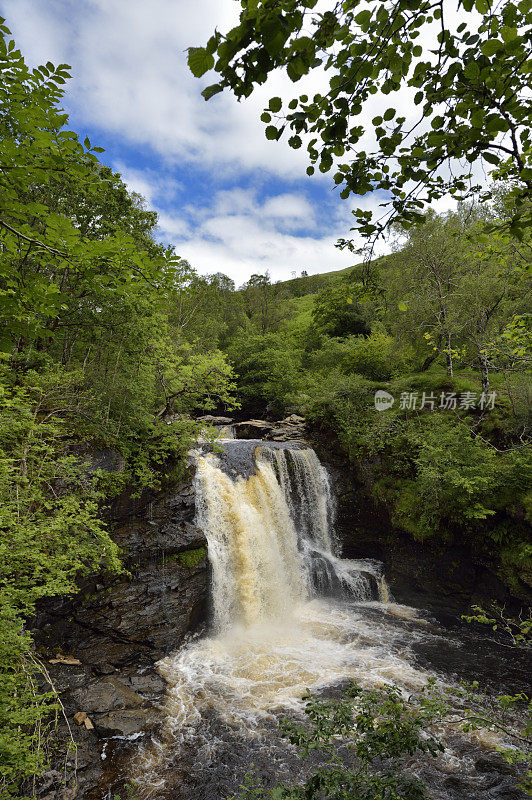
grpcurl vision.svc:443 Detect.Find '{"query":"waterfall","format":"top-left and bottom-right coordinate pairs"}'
top-left (195, 446), bottom-right (387, 631)
top-left (127, 441), bottom-right (524, 800)
top-left (132, 442), bottom-right (430, 797)
top-left (194, 450), bottom-right (306, 629)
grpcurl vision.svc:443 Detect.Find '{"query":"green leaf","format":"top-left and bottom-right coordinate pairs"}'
top-left (481, 39), bottom-right (503, 57)
top-left (355, 9), bottom-right (372, 28)
top-left (501, 26), bottom-right (517, 43)
top-left (475, 0), bottom-right (489, 13)
top-left (265, 125), bottom-right (278, 140)
top-left (187, 47), bottom-right (214, 78)
top-left (201, 84), bottom-right (222, 100)
top-left (269, 97), bottom-right (282, 113)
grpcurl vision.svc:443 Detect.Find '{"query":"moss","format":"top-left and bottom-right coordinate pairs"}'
top-left (172, 547), bottom-right (207, 569)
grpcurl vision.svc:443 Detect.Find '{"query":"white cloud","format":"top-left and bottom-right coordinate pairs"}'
top-left (3, 0), bottom-right (320, 177)
top-left (263, 193), bottom-right (314, 223)
top-left (115, 162), bottom-right (183, 206)
top-left (151, 182), bottom-right (380, 285)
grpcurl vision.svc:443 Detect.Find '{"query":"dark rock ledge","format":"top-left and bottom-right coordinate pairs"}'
top-left (31, 464), bottom-right (208, 800)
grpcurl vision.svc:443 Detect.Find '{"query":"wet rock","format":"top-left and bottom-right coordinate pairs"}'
top-left (233, 419), bottom-right (274, 439)
top-left (310, 430), bottom-right (532, 614)
top-left (32, 469), bottom-right (208, 800)
top-left (84, 449), bottom-right (126, 474)
top-left (94, 708), bottom-right (161, 737)
top-left (266, 414), bottom-right (307, 442)
top-left (71, 678), bottom-right (145, 713)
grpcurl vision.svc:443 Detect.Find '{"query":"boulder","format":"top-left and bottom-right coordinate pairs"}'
top-left (94, 707), bottom-right (161, 737)
top-left (71, 677), bottom-right (144, 713)
top-left (266, 415), bottom-right (307, 442)
top-left (233, 420), bottom-right (274, 439)
top-left (281, 414), bottom-right (305, 424)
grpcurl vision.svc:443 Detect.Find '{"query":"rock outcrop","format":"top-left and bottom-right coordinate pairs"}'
top-left (196, 415), bottom-right (234, 426)
top-left (266, 414), bottom-right (307, 442)
top-left (233, 419), bottom-right (274, 439)
top-left (308, 427), bottom-right (531, 615)
top-left (32, 464), bottom-right (208, 800)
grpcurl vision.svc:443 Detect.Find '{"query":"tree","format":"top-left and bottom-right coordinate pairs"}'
top-left (190, 0), bottom-right (532, 244)
top-left (386, 211), bottom-right (468, 377)
top-left (241, 273), bottom-right (290, 333)
top-left (311, 282), bottom-right (371, 338)
top-left (453, 231), bottom-right (528, 393)
top-left (0, 22), bottom-right (238, 796)
top-left (385, 207), bottom-right (528, 385)
top-left (170, 272), bottom-right (244, 349)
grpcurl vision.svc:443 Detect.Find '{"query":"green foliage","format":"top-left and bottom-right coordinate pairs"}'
top-left (194, 0), bottom-right (532, 242)
top-left (303, 371), bottom-right (531, 549)
top-left (308, 332), bottom-right (399, 380)
top-left (227, 333), bottom-right (303, 411)
top-left (462, 603), bottom-right (532, 648)
top-left (310, 283), bottom-right (371, 339)
top-left (232, 680), bottom-right (531, 799)
top-left (0, 22), bottom-right (238, 797)
top-left (0, 368), bottom-right (122, 798)
top-left (175, 547), bottom-right (207, 569)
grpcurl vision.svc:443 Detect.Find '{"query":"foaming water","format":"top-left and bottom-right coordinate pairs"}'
top-left (157, 601), bottom-right (428, 732)
top-left (130, 444), bottom-right (526, 800)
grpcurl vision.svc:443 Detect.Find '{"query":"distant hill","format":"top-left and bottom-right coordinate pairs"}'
top-left (276, 254), bottom-right (389, 298)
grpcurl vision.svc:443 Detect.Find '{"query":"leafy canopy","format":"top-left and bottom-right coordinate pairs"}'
top-left (190, 0), bottom-right (532, 242)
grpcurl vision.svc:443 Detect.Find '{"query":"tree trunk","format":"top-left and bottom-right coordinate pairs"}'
top-left (421, 333), bottom-right (442, 372)
top-left (420, 351), bottom-right (439, 372)
top-left (479, 352), bottom-right (490, 394)
top-left (445, 332), bottom-right (453, 378)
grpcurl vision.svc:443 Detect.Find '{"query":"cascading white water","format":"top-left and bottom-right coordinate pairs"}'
top-left (194, 445), bottom-right (384, 631)
top-left (132, 443), bottom-right (433, 796)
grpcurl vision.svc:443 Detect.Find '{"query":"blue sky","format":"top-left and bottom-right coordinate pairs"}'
top-left (2, 0), bottom-right (464, 285)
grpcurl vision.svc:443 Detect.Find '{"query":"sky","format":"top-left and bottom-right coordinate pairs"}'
top-left (2, 0), bottom-right (461, 285)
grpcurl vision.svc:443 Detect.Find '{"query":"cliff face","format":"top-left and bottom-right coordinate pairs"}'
top-left (31, 463), bottom-right (208, 800)
top-left (310, 433), bottom-right (532, 615)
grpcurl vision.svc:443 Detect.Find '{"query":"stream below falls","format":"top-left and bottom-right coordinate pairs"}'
top-left (117, 440), bottom-right (529, 800)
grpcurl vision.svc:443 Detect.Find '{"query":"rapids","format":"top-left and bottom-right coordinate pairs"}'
top-left (128, 440), bottom-right (528, 800)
